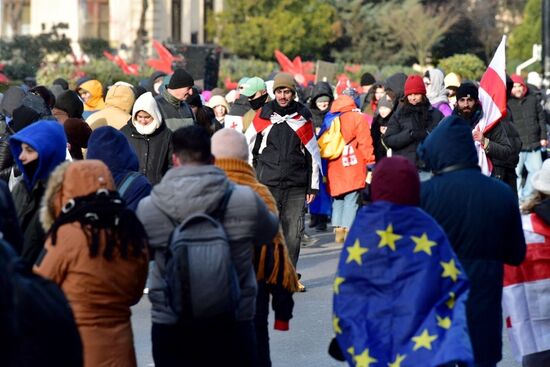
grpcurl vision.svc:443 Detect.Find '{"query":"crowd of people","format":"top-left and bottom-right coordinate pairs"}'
top-left (0, 64), bottom-right (549, 367)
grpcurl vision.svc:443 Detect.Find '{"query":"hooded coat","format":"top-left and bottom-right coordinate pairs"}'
top-left (508, 75), bottom-right (547, 151)
top-left (426, 69), bottom-right (452, 117)
top-left (121, 92), bottom-right (172, 185)
top-left (86, 84), bottom-right (136, 130)
top-left (9, 120), bottom-right (67, 264)
top-left (79, 80), bottom-right (105, 119)
top-left (136, 165), bottom-right (279, 325)
top-left (418, 116), bottom-right (526, 365)
top-left (87, 126), bottom-right (152, 211)
top-left (326, 96), bottom-right (375, 197)
top-left (309, 82), bottom-right (333, 129)
top-left (34, 160), bottom-right (148, 367)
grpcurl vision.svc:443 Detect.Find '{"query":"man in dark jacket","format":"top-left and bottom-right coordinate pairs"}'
top-left (251, 73), bottom-right (320, 283)
top-left (509, 74), bottom-right (548, 202)
top-left (154, 68), bottom-right (195, 131)
top-left (418, 116), bottom-right (526, 366)
top-left (453, 83), bottom-right (518, 193)
top-left (86, 126), bottom-right (152, 211)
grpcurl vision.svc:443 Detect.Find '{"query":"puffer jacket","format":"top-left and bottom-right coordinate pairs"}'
top-left (383, 101), bottom-right (443, 167)
top-left (86, 84), bottom-right (136, 130)
top-left (508, 77), bottom-right (547, 151)
top-left (136, 165), bottom-right (279, 324)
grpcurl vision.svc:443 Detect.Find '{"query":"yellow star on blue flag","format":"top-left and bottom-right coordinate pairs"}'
top-left (377, 223), bottom-right (402, 251)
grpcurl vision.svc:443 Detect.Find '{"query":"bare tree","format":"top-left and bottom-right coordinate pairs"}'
top-left (132, 0), bottom-right (148, 64)
top-left (4, 0), bottom-right (25, 36)
top-left (377, 0), bottom-right (461, 65)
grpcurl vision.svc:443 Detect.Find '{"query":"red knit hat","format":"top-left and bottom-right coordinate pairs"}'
top-left (404, 74), bottom-right (426, 96)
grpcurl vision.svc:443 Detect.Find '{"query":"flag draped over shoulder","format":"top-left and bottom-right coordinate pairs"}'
top-left (333, 202), bottom-right (473, 367)
top-left (476, 35), bottom-right (508, 175)
top-left (503, 213), bottom-right (550, 361)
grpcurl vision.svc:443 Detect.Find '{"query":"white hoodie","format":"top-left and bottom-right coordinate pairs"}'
top-left (131, 92), bottom-right (162, 135)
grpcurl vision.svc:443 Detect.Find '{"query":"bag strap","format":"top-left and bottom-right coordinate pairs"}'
top-left (117, 172), bottom-right (141, 197)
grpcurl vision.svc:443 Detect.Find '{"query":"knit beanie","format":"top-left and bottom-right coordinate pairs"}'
top-left (12, 105), bottom-right (41, 132)
top-left (371, 156), bottom-right (420, 206)
top-left (168, 69), bottom-right (194, 89)
top-left (272, 73), bottom-right (296, 93)
top-left (377, 95), bottom-right (393, 110)
top-left (64, 118), bottom-right (92, 160)
top-left (360, 72), bottom-right (376, 87)
top-left (55, 90), bottom-right (84, 118)
top-left (456, 83), bottom-right (479, 100)
top-left (30, 86), bottom-right (56, 109)
top-left (404, 75), bottom-right (426, 96)
top-left (53, 78), bottom-right (69, 90)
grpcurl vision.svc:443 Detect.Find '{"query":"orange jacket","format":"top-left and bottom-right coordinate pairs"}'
top-left (326, 95), bottom-right (375, 197)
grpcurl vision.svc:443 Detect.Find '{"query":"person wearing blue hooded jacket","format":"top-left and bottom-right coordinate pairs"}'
top-left (418, 116), bottom-right (526, 367)
top-left (9, 120), bottom-right (67, 264)
top-left (86, 126), bottom-right (152, 211)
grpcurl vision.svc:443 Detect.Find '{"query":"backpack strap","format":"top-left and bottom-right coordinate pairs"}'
top-left (211, 183), bottom-right (234, 223)
top-left (117, 172), bottom-right (141, 197)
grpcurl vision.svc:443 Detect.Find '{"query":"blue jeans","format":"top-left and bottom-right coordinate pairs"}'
top-left (516, 150), bottom-right (543, 201)
top-left (331, 191), bottom-right (359, 229)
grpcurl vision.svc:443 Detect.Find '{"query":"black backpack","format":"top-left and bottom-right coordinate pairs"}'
top-left (0, 241), bottom-right (83, 366)
top-left (164, 184), bottom-right (241, 321)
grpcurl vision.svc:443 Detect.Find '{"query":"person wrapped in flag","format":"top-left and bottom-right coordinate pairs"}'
top-left (246, 72), bottom-right (321, 291)
top-left (503, 159), bottom-right (550, 366)
top-left (330, 156), bottom-right (473, 367)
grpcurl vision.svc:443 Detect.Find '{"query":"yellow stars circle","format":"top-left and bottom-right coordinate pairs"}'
top-left (354, 348), bottom-right (378, 367)
top-left (411, 232), bottom-right (437, 255)
top-left (346, 239), bottom-right (369, 265)
top-left (333, 315), bottom-right (342, 334)
top-left (388, 354), bottom-right (406, 367)
top-left (376, 224), bottom-right (402, 251)
top-left (334, 276), bottom-right (345, 294)
top-left (440, 259), bottom-right (461, 282)
top-left (436, 315), bottom-right (452, 330)
top-left (412, 329), bottom-right (438, 351)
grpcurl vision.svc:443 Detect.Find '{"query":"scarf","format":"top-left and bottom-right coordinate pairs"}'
top-left (214, 158), bottom-right (300, 292)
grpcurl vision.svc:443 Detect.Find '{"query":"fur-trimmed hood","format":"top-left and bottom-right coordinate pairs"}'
top-left (40, 160), bottom-right (115, 232)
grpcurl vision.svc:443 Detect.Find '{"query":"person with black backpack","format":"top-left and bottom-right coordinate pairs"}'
top-left (137, 125), bottom-right (279, 367)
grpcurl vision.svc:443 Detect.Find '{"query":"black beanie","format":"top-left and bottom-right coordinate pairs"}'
top-left (360, 72), bottom-right (376, 87)
top-left (168, 69), bottom-right (194, 89)
top-left (12, 105), bottom-right (40, 132)
top-left (55, 90), bottom-right (84, 118)
top-left (53, 78), bottom-right (69, 90)
top-left (456, 83), bottom-right (479, 100)
top-left (30, 86), bottom-right (56, 109)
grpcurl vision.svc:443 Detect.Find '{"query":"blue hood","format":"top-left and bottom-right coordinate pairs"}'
top-left (417, 115), bottom-right (478, 172)
top-left (86, 126), bottom-right (139, 182)
top-left (9, 120), bottom-right (67, 190)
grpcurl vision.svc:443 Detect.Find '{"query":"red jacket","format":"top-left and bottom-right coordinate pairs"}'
top-left (326, 96), bottom-right (375, 197)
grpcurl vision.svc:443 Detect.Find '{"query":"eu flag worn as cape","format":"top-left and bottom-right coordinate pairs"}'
top-left (333, 201), bottom-right (473, 367)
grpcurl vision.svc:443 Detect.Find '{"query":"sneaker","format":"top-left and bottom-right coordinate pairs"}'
top-left (143, 287), bottom-right (149, 294)
top-left (297, 281), bottom-right (306, 292)
top-left (315, 222), bottom-right (327, 231)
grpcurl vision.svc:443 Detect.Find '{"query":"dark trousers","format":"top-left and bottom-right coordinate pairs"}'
top-left (152, 318), bottom-right (257, 367)
top-left (255, 283), bottom-right (271, 367)
top-left (268, 186), bottom-right (306, 268)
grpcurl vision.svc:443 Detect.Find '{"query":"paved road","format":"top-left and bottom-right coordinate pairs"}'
top-left (131, 227), bottom-right (521, 367)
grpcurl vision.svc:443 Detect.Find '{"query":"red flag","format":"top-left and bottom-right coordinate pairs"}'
top-left (476, 36), bottom-right (507, 175)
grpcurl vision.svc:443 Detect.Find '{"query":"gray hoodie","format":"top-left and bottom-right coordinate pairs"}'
top-left (137, 165), bottom-right (278, 324)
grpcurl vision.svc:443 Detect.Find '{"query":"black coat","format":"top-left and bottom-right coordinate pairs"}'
top-left (308, 82), bottom-right (333, 129)
top-left (508, 92), bottom-right (547, 150)
top-left (121, 121), bottom-right (173, 186)
top-left (418, 116), bottom-right (526, 364)
top-left (0, 180), bottom-right (23, 254)
top-left (11, 180), bottom-right (46, 264)
top-left (371, 113), bottom-right (392, 162)
top-left (383, 102), bottom-right (443, 167)
top-left (0, 118), bottom-right (15, 182)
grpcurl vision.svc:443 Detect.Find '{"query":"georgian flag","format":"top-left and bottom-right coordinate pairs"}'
top-left (224, 115), bottom-right (244, 132)
top-left (476, 36), bottom-right (508, 175)
top-left (245, 111), bottom-right (321, 189)
top-left (503, 213), bottom-right (550, 361)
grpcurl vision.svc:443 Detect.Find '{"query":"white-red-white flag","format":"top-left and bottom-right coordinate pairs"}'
top-left (503, 213), bottom-right (550, 361)
top-left (476, 35), bottom-right (508, 175)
